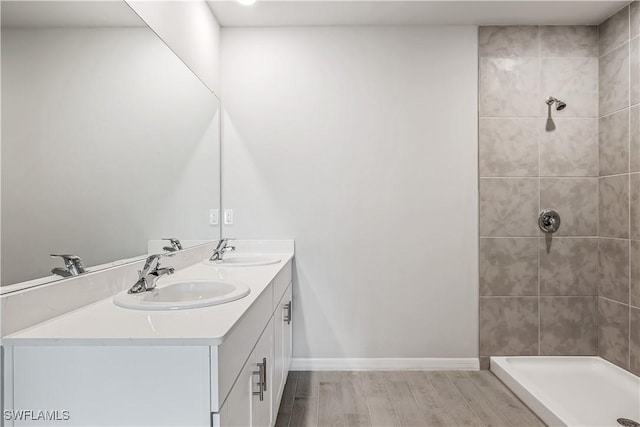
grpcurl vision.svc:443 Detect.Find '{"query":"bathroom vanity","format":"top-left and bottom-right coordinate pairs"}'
top-left (2, 242), bottom-right (294, 427)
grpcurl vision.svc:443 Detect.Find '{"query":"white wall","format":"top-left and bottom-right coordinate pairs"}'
top-left (126, 0), bottom-right (221, 95)
top-left (1, 27), bottom-right (220, 285)
top-left (221, 26), bottom-right (479, 359)
top-left (1, 0), bottom-right (4, 405)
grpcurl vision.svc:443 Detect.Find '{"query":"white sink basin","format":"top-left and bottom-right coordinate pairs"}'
top-left (204, 254), bottom-right (281, 267)
top-left (113, 280), bottom-right (250, 310)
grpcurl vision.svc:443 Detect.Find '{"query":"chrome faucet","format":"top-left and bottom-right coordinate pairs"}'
top-left (128, 254), bottom-right (175, 294)
top-left (210, 238), bottom-right (236, 261)
top-left (162, 238), bottom-right (183, 252)
top-left (50, 254), bottom-right (87, 277)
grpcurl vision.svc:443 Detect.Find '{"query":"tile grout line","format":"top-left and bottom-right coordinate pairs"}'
top-left (629, 7), bottom-right (633, 370)
top-left (481, 176), bottom-right (601, 179)
top-left (597, 16), bottom-right (601, 356)
top-left (626, 6), bottom-right (633, 370)
top-left (600, 3), bottom-right (633, 59)
top-left (538, 25), bottom-right (542, 357)
top-left (480, 116), bottom-right (599, 119)
top-left (600, 294), bottom-right (633, 306)
top-left (600, 38), bottom-right (631, 60)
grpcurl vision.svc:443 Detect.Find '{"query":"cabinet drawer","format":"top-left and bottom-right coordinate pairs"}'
top-left (11, 346), bottom-right (210, 427)
top-left (214, 282), bottom-right (273, 411)
top-left (272, 260), bottom-right (292, 312)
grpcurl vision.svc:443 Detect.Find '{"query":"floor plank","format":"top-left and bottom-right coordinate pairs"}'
top-left (275, 371), bottom-right (299, 427)
top-left (290, 396), bottom-right (319, 427)
top-left (362, 372), bottom-right (401, 427)
top-left (318, 372), bottom-right (346, 427)
top-left (277, 370), bottom-right (544, 427)
top-left (296, 371), bottom-right (321, 397)
top-left (403, 372), bottom-right (457, 427)
top-left (384, 372), bottom-right (430, 427)
top-left (445, 372), bottom-right (509, 427)
top-left (425, 372), bottom-right (483, 427)
top-left (514, 413), bottom-right (546, 427)
top-left (467, 371), bottom-right (543, 427)
top-left (340, 372), bottom-right (371, 427)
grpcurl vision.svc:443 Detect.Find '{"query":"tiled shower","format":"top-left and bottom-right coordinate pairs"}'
top-left (598, 2), bottom-right (640, 376)
top-left (479, 4), bottom-right (640, 376)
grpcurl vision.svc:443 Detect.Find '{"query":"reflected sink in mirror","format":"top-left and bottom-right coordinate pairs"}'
top-left (113, 280), bottom-right (250, 311)
top-left (204, 254), bottom-right (281, 267)
top-left (1, 0), bottom-right (221, 289)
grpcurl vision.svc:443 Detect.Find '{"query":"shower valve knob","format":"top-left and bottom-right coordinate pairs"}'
top-left (538, 209), bottom-right (561, 234)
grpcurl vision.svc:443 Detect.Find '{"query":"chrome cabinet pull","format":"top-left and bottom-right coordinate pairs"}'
top-left (252, 360), bottom-right (265, 401)
top-left (284, 301), bottom-right (292, 324)
top-left (262, 357), bottom-right (267, 392)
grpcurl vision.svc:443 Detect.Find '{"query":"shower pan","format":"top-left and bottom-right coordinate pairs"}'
top-left (491, 356), bottom-right (640, 427)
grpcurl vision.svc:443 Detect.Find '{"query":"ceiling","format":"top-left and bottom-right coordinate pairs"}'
top-left (1, 1), bottom-right (146, 28)
top-left (208, 0), bottom-right (627, 27)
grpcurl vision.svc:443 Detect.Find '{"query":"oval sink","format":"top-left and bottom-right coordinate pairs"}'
top-left (204, 254), bottom-right (281, 267)
top-left (113, 280), bottom-right (250, 310)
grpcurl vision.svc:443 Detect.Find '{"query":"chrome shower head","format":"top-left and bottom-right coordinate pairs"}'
top-left (546, 96), bottom-right (567, 111)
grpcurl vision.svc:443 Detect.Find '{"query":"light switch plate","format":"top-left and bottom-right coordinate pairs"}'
top-left (223, 209), bottom-right (234, 225)
top-left (209, 209), bottom-right (219, 225)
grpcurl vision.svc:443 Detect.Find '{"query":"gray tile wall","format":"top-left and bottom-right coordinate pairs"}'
top-left (479, 25), bottom-right (600, 365)
top-left (597, 2), bottom-right (640, 376)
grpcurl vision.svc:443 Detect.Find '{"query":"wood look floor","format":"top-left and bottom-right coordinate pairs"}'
top-left (274, 371), bottom-right (545, 427)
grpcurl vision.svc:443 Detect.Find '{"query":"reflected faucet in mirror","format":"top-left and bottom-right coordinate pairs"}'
top-left (50, 254), bottom-right (87, 278)
top-left (128, 254), bottom-right (175, 294)
top-left (210, 238), bottom-right (236, 262)
top-left (162, 238), bottom-right (183, 252)
top-left (0, 0), bottom-right (222, 288)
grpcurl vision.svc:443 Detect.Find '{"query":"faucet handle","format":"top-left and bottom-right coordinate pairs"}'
top-left (50, 254), bottom-right (86, 275)
top-left (142, 254), bottom-right (163, 271)
top-left (162, 238), bottom-right (183, 250)
top-left (50, 254), bottom-right (82, 261)
top-left (216, 237), bottom-right (236, 250)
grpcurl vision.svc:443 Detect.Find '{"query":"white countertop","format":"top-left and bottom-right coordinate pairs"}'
top-left (2, 252), bottom-right (293, 347)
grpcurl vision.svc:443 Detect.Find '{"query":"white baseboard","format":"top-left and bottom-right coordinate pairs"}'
top-left (290, 358), bottom-right (480, 371)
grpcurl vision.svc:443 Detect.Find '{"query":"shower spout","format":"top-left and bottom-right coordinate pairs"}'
top-left (546, 96), bottom-right (567, 111)
top-left (545, 96), bottom-right (567, 131)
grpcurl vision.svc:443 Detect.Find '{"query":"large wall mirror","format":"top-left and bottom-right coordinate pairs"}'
top-left (1, 1), bottom-right (221, 287)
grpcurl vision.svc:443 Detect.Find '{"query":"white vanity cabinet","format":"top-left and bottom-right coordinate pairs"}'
top-left (215, 284), bottom-right (293, 426)
top-left (272, 284), bottom-right (293, 417)
top-left (3, 260), bottom-right (293, 427)
top-left (249, 316), bottom-right (274, 427)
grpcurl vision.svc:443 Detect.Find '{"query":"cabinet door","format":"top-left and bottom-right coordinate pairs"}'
top-left (283, 284), bottom-right (293, 376)
top-left (216, 357), bottom-right (253, 427)
top-left (272, 292), bottom-right (285, 417)
top-left (272, 283), bottom-right (293, 419)
top-left (251, 317), bottom-right (274, 427)
top-left (218, 318), bottom-right (274, 427)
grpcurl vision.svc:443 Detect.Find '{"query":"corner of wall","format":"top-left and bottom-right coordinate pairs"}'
top-left (125, 0), bottom-right (221, 96)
